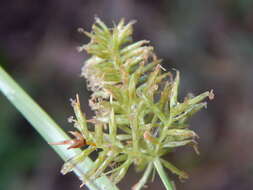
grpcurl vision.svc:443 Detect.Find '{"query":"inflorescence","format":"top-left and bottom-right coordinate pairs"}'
top-left (52, 18), bottom-right (214, 189)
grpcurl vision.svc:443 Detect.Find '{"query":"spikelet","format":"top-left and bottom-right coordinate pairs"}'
top-left (57, 18), bottom-right (214, 189)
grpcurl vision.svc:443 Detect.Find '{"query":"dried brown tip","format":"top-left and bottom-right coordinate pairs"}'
top-left (50, 131), bottom-right (86, 149)
top-left (49, 140), bottom-right (73, 146)
top-left (143, 131), bottom-right (158, 144)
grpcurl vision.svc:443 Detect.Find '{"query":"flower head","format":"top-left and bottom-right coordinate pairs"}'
top-left (54, 18), bottom-right (214, 189)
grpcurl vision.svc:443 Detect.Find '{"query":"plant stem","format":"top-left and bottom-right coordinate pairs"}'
top-left (153, 158), bottom-right (174, 190)
top-left (0, 65), bottom-right (119, 190)
top-left (132, 163), bottom-right (153, 190)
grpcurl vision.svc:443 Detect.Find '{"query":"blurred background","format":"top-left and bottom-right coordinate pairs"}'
top-left (1, 0), bottom-right (253, 189)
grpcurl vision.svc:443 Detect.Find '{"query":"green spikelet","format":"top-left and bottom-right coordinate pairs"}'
top-left (60, 18), bottom-right (214, 189)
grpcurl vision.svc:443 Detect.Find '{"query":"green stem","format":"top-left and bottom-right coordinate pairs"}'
top-left (153, 158), bottom-right (174, 190)
top-left (132, 162), bottom-right (153, 190)
top-left (0, 65), bottom-right (119, 190)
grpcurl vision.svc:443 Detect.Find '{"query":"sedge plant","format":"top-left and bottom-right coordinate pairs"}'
top-left (0, 18), bottom-right (214, 190)
top-left (51, 18), bottom-right (214, 190)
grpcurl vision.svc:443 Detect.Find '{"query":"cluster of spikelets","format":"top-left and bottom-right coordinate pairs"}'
top-left (57, 18), bottom-right (214, 189)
